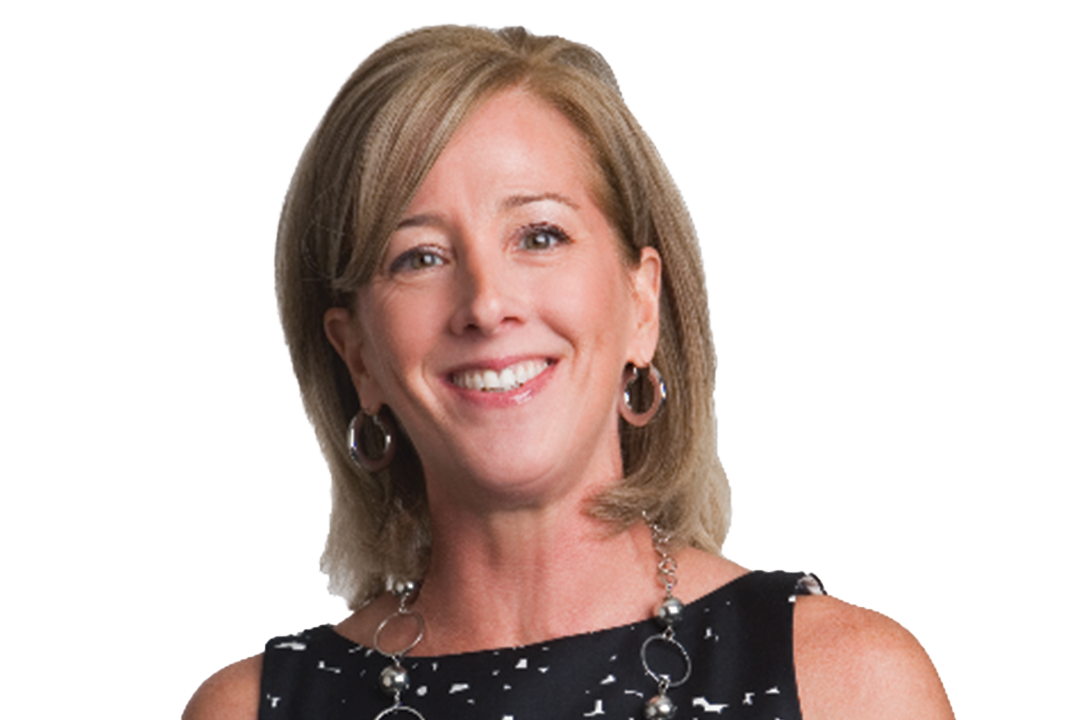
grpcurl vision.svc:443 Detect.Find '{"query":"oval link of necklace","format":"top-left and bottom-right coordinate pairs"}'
top-left (373, 609), bottom-right (426, 658)
top-left (640, 632), bottom-right (693, 688)
top-left (658, 556), bottom-right (679, 595)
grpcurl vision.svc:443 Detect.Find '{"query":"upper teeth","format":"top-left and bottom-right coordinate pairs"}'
top-left (453, 360), bottom-right (549, 392)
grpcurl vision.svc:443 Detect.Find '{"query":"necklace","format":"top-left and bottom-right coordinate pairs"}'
top-left (642, 520), bottom-right (691, 719)
top-left (370, 520), bottom-right (691, 720)
top-left (372, 579), bottom-right (425, 720)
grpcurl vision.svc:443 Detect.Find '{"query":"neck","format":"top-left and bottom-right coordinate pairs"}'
top-left (410, 507), bottom-right (661, 655)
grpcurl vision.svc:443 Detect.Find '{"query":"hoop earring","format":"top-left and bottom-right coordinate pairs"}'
top-left (348, 409), bottom-right (397, 472)
top-left (619, 364), bottom-right (667, 427)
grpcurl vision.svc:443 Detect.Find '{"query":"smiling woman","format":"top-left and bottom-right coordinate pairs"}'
top-left (183, 25), bottom-right (953, 720)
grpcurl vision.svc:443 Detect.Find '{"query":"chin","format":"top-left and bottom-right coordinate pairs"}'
top-left (428, 453), bottom-right (587, 511)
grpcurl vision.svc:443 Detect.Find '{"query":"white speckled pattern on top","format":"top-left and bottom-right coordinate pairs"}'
top-left (259, 570), bottom-right (820, 720)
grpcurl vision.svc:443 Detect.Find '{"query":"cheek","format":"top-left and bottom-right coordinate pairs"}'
top-left (357, 292), bottom-right (432, 384)
top-left (555, 261), bottom-right (637, 351)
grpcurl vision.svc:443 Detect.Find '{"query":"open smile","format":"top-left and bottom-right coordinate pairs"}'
top-left (450, 359), bottom-right (552, 393)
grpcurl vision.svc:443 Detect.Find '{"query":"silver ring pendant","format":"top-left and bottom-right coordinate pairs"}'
top-left (374, 610), bottom-right (426, 658)
top-left (640, 632), bottom-right (693, 688)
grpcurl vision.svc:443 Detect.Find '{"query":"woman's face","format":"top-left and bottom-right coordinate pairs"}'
top-left (326, 89), bottom-right (661, 509)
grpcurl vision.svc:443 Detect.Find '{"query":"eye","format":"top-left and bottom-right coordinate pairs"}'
top-left (519, 223), bottom-right (569, 251)
top-left (389, 246), bottom-right (446, 274)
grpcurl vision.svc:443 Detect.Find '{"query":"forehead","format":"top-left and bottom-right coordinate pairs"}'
top-left (406, 89), bottom-right (607, 214)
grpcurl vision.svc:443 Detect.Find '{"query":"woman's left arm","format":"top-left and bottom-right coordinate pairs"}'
top-left (794, 595), bottom-right (954, 720)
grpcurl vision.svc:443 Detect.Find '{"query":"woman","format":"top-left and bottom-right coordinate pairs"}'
top-left (185, 25), bottom-right (952, 719)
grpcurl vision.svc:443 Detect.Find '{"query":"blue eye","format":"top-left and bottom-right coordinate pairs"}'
top-left (520, 224), bottom-right (569, 251)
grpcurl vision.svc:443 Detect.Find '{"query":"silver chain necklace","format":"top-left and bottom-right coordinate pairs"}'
top-left (371, 522), bottom-right (691, 720)
top-left (641, 520), bottom-right (691, 719)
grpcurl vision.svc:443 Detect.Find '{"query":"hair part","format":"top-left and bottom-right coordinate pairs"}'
top-left (276, 25), bottom-right (730, 608)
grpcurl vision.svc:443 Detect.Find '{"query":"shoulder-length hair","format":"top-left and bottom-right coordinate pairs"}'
top-left (276, 25), bottom-right (730, 608)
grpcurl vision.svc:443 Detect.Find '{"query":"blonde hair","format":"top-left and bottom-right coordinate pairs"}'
top-left (276, 25), bottom-right (730, 608)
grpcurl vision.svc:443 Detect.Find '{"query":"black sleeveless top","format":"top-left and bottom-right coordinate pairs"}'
top-left (259, 570), bottom-right (823, 719)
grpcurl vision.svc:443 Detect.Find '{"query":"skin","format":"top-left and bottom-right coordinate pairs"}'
top-left (184, 90), bottom-right (953, 720)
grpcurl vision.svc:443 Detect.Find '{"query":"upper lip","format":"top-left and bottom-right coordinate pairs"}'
top-left (444, 355), bottom-right (554, 376)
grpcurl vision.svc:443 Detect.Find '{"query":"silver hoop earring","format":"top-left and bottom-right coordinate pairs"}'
top-left (619, 364), bottom-right (667, 427)
top-left (348, 409), bottom-right (397, 472)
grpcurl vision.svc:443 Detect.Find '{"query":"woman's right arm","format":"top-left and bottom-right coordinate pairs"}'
top-left (182, 654), bottom-right (263, 720)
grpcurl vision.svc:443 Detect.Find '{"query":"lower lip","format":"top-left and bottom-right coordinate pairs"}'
top-left (446, 361), bottom-right (556, 407)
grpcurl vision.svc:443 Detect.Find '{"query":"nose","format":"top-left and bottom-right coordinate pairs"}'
top-left (449, 246), bottom-right (520, 336)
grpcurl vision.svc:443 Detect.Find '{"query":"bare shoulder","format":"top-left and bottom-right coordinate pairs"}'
top-left (793, 595), bottom-right (953, 720)
top-left (182, 654), bottom-right (263, 720)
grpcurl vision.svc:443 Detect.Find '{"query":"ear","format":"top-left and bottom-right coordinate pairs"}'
top-left (627, 246), bottom-right (662, 366)
top-left (324, 307), bottom-right (386, 413)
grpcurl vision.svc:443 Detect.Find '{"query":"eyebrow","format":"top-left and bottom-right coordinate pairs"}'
top-left (395, 213), bottom-right (443, 230)
top-left (500, 192), bottom-right (580, 211)
top-left (394, 192), bottom-right (580, 231)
